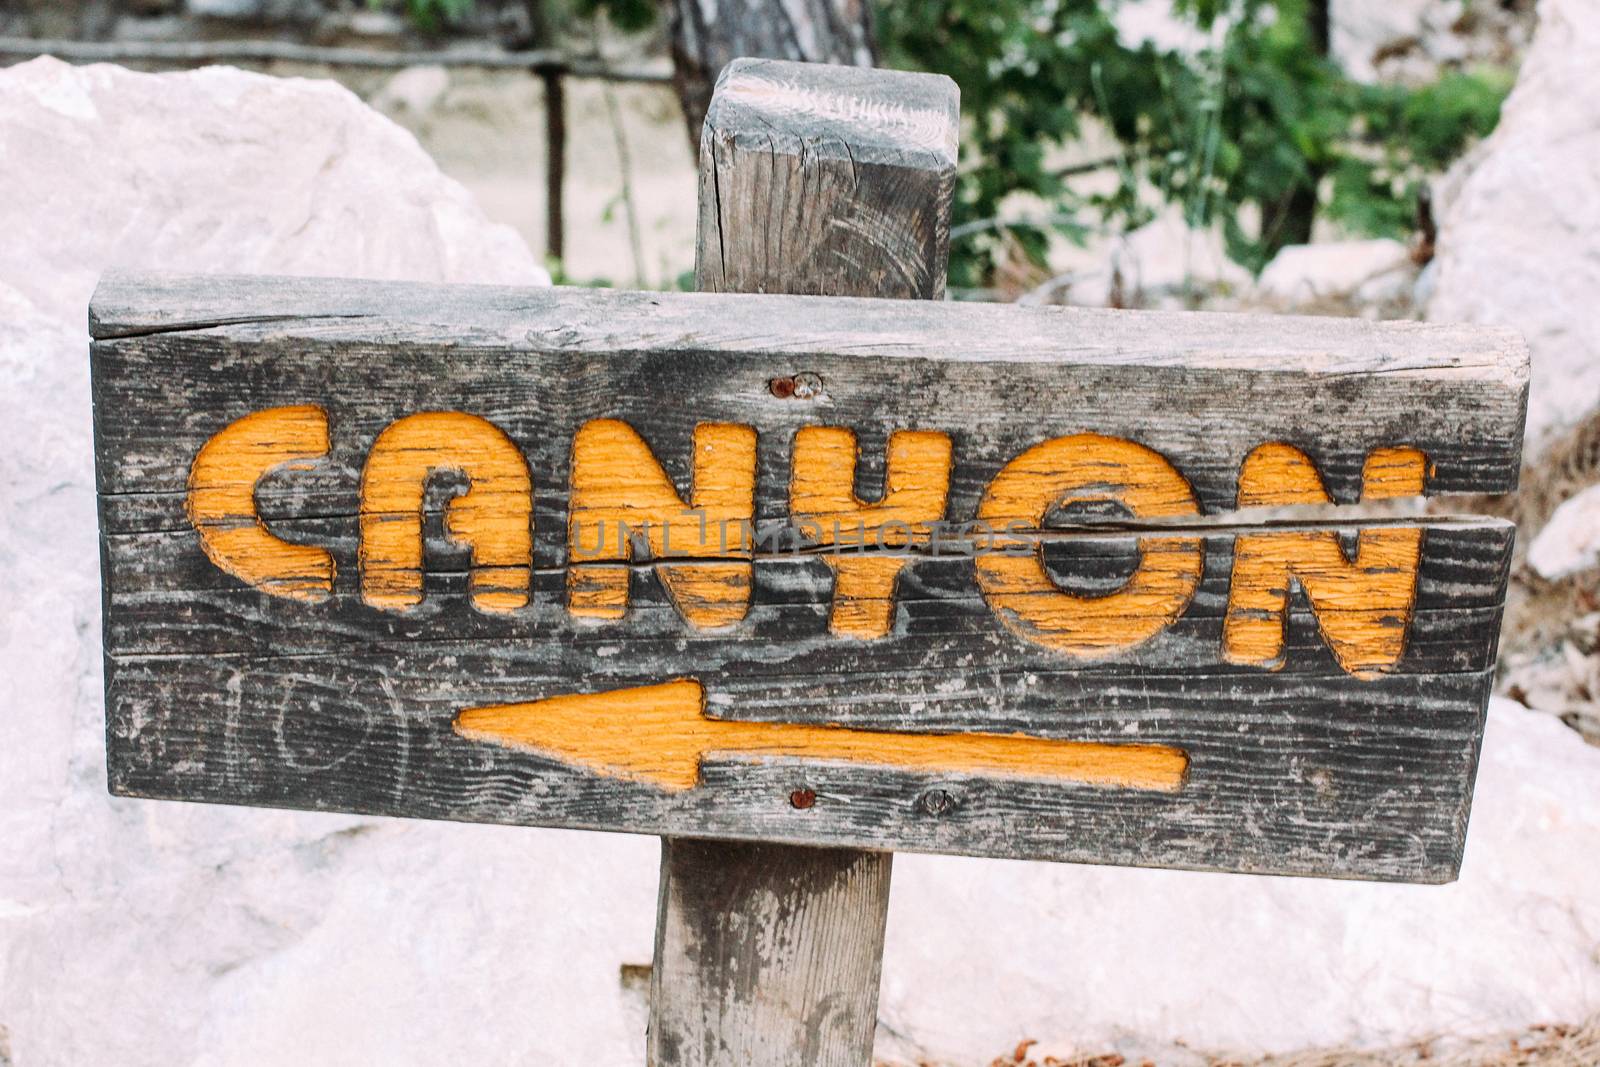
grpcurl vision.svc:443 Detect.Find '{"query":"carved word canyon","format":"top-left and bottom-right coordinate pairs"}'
top-left (91, 272), bottom-right (1527, 881)
top-left (193, 404), bottom-right (1431, 677)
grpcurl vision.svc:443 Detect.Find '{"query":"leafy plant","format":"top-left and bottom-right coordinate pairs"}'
top-left (878, 0), bottom-right (1511, 285)
top-left (376, 0), bottom-right (1510, 288)
top-left (369, 0), bottom-right (476, 34)
top-left (573, 0), bottom-right (657, 33)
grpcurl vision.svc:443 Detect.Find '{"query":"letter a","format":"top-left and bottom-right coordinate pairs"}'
top-left (360, 412), bottom-right (533, 613)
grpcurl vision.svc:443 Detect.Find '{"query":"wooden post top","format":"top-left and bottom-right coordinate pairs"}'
top-left (703, 57), bottom-right (959, 170)
top-left (697, 60), bottom-right (960, 299)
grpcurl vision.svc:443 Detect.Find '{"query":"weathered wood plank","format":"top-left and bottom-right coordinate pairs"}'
top-left (87, 270), bottom-right (1526, 883)
top-left (99, 523), bottom-right (1512, 673)
top-left (88, 235), bottom-right (1530, 894)
top-left (695, 58), bottom-right (958, 301)
top-left (103, 648), bottom-right (1496, 879)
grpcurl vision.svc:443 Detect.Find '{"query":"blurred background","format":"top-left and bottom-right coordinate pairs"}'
top-left (0, 0), bottom-right (1529, 298)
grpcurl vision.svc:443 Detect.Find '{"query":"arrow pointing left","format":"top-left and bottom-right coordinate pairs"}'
top-left (455, 680), bottom-right (1187, 793)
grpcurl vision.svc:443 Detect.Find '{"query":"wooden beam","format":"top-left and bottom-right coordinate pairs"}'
top-left (87, 193), bottom-right (1527, 883)
top-left (89, 264), bottom-right (1525, 885)
top-left (0, 35), bottom-right (672, 82)
top-left (538, 63), bottom-right (567, 264)
top-left (650, 58), bottom-right (960, 1067)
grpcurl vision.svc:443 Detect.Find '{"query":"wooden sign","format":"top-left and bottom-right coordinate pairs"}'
top-left (91, 270), bottom-right (1526, 882)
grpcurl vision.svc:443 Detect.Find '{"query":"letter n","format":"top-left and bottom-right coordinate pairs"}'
top-left (1224, 444), bottom-right (1428, 676)
top-left (568, 419), bottom-right (756, 627)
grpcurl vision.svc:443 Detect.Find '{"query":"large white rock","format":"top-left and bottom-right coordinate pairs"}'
top-left (1055, 206), bottom-right (1252, 309)
top-left (1427, 0), bottom-right (1600, 457)
top-left (1256, 237), bottom-right (1414, 310)
top-left (0, 56), bottom-right (575, 1067)
top-left (1528, 482), bottom-right (1600, 581)
top-left (0, 56), bottom-right (548, 328)
top-left (1331, 0), bottom-right (1464, 82)
top-left (4, 55), bottom-right (1600, 1067)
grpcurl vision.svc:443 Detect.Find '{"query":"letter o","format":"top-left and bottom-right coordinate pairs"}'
top-left (975, 434), bottom-right (1202, 658)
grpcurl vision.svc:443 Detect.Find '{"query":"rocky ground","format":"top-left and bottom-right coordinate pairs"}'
top-left (3, 1), bottom-right (1600, 1064)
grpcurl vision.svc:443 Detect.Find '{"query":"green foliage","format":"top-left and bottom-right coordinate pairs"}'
top-left (878, 0), bottom-right (1512, 284)
top-left (370, 0), bottom-right (475, 34)
top-left (377, 0), bottom-right (1510, 287)
top-left (574, 0), bottom-right (657, 33)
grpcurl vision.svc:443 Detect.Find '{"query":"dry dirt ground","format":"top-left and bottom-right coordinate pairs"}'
top-left (960, 1016), bottom-right (1600, 1067)
top-left (341, 63), bottom-right (699, 289)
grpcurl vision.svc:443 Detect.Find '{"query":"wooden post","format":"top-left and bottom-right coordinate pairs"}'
top-left (537, 62), bottom-right (566, 264)
top-left (647, 58), bottom-right (960, 1067)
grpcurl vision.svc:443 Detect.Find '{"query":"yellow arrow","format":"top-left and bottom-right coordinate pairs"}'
top-left (454, 680), bottom-right (1187, 793)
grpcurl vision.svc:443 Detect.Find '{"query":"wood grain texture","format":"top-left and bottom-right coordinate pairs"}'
top-left (695, 58), bottom-right (958, 301)
top-left (88, 279), bottom-right (1529, 514)
top-left (650, 839), bottom-right (891, 1067)
top-left (87, 269), bottom-right (1526, 883)
top-left (665, 8), bottom-right (878, 148)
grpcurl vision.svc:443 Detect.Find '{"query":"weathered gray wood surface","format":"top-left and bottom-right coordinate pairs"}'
top-left (90, 277), bottom-right (1529, 518)
top-left (650, 58), bottom-right (957, 1067)
top-left (652, 840), bottom-right (891, 1066)
top-left (90, 266), bottom-right (1526, 883)
top-left (667, 16), bottom-right (878, 149)
top-left (696, 58), bottom-right (957, 300)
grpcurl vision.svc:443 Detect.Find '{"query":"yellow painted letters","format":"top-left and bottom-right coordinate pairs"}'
top-left (187, 405), bottom-right (335, 602)
top-left (791, 427), bottom-right (953, 639)
top-left (360, 412), bottom-right (533, 613)
top-left (568, 419), bottom-right (757, 627)
top-left (1223, 444), bottom-right (1427, 675)
top-left (191, 403), bottom-right (1431, 679)
top-left (974, 434), bottom-right (1203, 658)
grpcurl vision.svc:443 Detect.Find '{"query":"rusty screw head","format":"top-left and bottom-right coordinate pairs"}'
top-left (918, 787), bottom-right (959, 817)
top-left (769, 372), bottom-right (823, 400)
top-left (789, 787), bottom-right (817, 810)
top-left (791, 371), bottom-right (823, 398)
